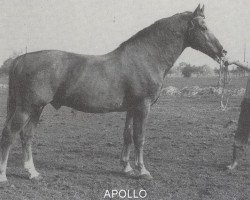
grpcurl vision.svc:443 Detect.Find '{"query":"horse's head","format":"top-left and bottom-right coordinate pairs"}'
top-left (187, 5), bottom-right (225, 62)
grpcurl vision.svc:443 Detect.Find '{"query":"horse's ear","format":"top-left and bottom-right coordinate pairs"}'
top-left (201, 5), bottom-right (205, 13)
top-left (193, 4), bottom-right (201, 17)
top-left (200, 5), bottom-right (205, 17)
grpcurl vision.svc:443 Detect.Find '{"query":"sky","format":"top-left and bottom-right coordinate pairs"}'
top-left (0, 0), bottom-right (250, 69)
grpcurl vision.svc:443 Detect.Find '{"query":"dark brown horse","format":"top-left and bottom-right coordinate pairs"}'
top-left (0, 5), bottom-right (224, 182)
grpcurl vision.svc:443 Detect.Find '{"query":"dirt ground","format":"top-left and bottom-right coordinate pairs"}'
top-left (0, 76), bottom-right (249, 200)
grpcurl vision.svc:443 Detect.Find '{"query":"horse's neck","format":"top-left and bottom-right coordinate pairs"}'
top-left (117, 18), bottom-right (188, 77)
top-left (157, 33), bottom-right (186, 76)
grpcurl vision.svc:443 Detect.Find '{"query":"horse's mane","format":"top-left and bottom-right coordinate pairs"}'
top-left (118, 11), bottom-right (192, 49)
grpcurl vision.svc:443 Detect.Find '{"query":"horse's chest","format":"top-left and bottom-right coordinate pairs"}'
top-left (131, 76), bottom-right (163, 101)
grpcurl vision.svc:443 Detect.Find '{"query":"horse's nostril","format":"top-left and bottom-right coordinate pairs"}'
top-left (222, 49), bottom-right (227, 55)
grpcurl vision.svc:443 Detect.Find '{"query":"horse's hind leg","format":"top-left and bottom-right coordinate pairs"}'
top-left (120, 111), bottom-right (134, 175)
top-left (0, 107), bottom-right (30, 182)
top-left (20, 107), bottom-right (42, 180)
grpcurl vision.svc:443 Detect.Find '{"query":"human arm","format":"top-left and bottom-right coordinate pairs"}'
top-left (223, 58), bottom-right (250, 72)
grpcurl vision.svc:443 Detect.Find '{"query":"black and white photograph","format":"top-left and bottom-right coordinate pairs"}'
top-left (0, 0), bottom-right (249, 199)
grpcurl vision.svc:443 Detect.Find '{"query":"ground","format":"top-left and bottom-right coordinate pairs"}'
top-left (0, 76), bottom-right (249, 200)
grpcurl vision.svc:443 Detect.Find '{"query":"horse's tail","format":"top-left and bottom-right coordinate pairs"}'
top-left (6, 58), bottom-right (18, 122)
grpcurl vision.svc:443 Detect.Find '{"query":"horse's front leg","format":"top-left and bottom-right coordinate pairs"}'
top-left (120, 111), bottom-right (134, 175)
top-left (133, 100), bottom-right (152, 180)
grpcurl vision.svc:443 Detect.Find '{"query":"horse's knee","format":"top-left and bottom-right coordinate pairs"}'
top-left (133, 132), bottom-right (145, 146)
top-left (20, 134), bottom-right (33, 148)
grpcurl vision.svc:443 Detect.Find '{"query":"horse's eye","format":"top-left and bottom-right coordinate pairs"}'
top-left (201, 25), bottom-right (207, 31)
top-left (199, 21), bottom-right (207, 31)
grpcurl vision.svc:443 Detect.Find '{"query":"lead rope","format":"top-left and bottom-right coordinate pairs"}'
top-left (220, 59), bottom-right (231, 111)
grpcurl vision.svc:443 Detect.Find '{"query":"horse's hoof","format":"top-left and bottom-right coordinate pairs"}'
top-left (227, 165), bottom-right (233, 170)
top-left (227, 161), bottom-right (238, 170)
top-left (124, 170), bottom-right (135, 177)
top-left (139, 173), bottom-right (153, 180)
top-left (30, 174), bottom-right (43, 181)
top-left (0, 175), bottom-right (7, 183)
top-left (227, 165), bottom-right (236, 170)
top-left (0, 180), bottom-right (9, 188)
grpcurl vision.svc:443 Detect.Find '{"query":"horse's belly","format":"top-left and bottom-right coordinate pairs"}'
top-left (64, 86), bottom-right (126, 113)
top-left (68, 97), bottom-right (125, 113)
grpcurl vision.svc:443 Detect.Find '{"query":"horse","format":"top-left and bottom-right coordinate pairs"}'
top-left (0, 4), bottom-right (224, 182)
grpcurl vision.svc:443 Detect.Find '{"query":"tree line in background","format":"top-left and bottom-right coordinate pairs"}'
top-left (169, 62), bottom-right (248, 78)
top-left (0, 52), bottom-right (248, 78)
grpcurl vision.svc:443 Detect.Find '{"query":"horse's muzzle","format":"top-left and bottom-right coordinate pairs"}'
top-left (214, 49), bottom-right (227, 63)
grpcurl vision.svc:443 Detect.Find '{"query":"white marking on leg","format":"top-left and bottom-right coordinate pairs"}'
top-left (0, 161), bottom-right (7, 182)
top-left (0, 174), bottom-right (7, 182)
top-left (140, 166), bottom-right (151, 175)
top-left (227, 161), bottom-right (238, 170)
top-left (0, 147), bottom-right (10, 182)
top-left (24, 156), bottom-right (39, 179)
top-left (124, 162), bottom-right (133, 173)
